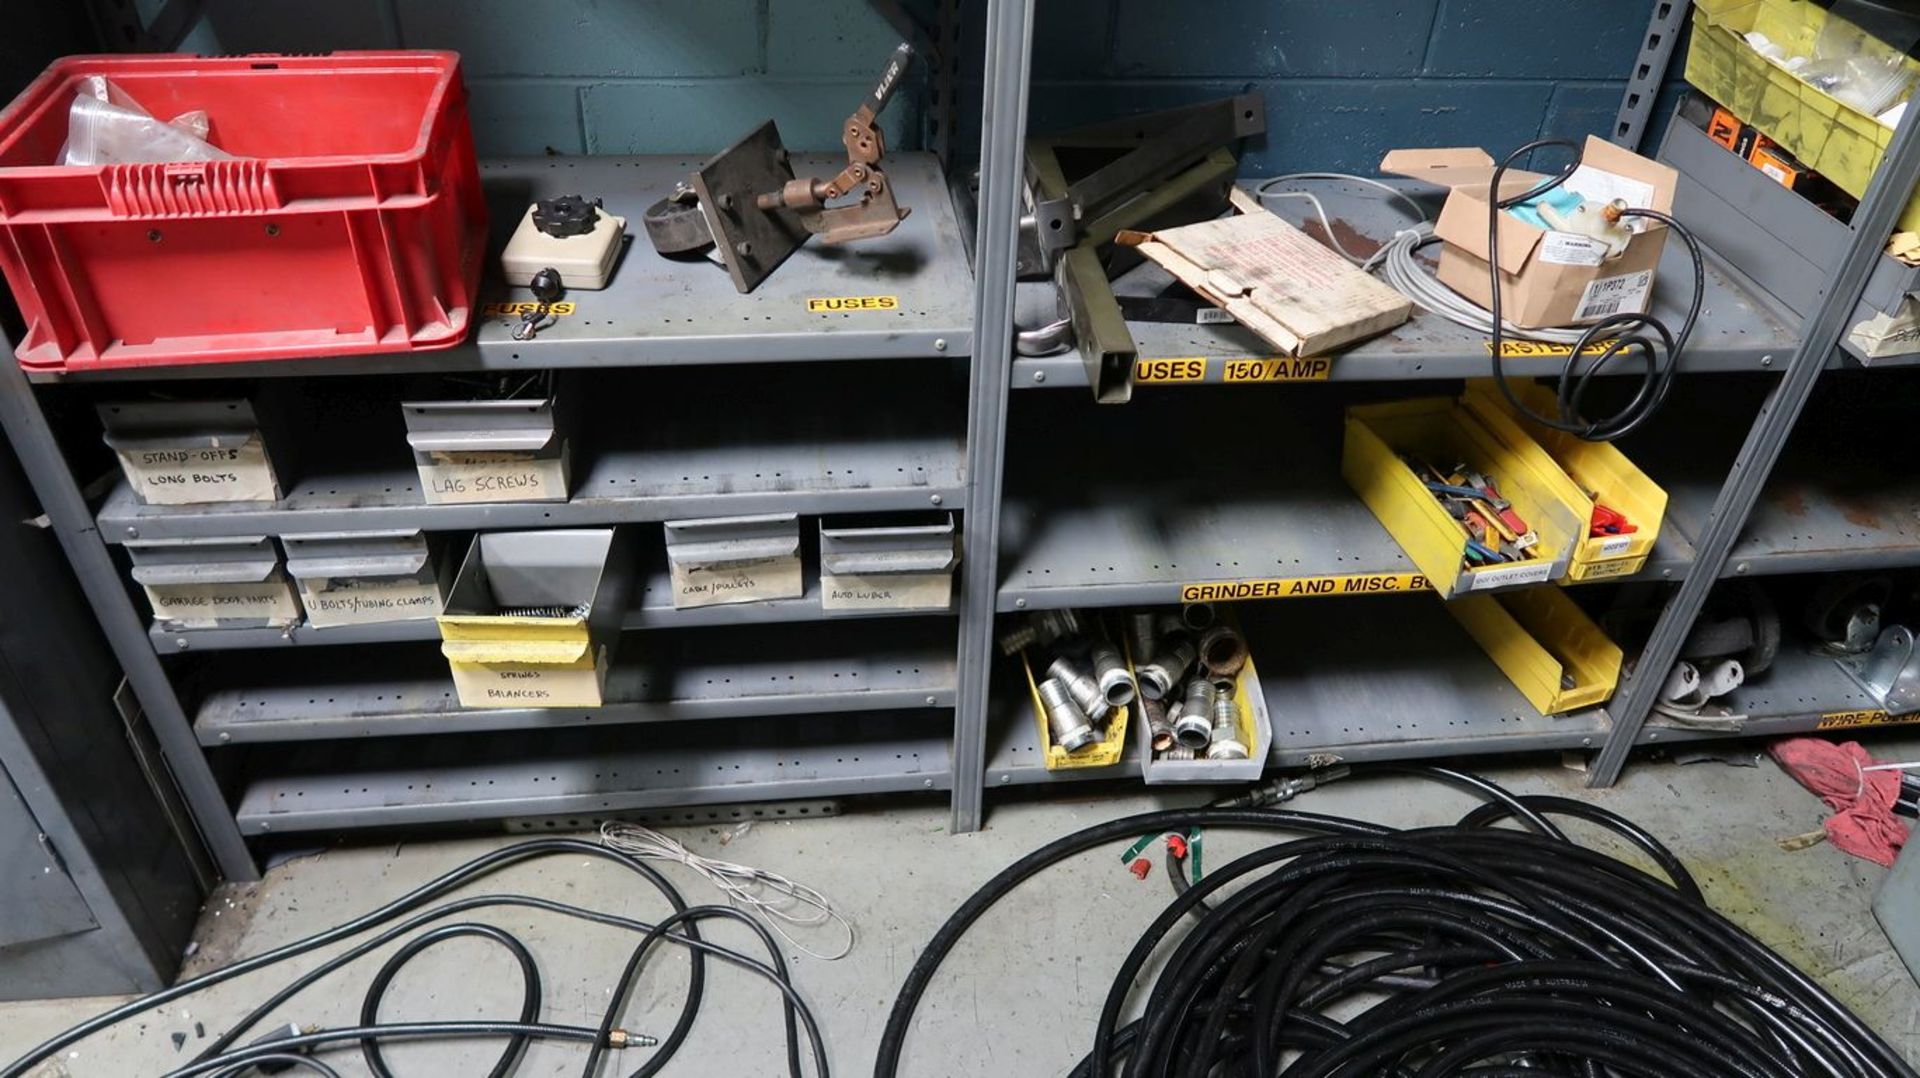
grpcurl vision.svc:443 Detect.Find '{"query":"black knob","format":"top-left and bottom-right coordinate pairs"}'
top-left (530, 267), bottom-right (564, 304)
top-left (532, 195), bottom-right (602, 238)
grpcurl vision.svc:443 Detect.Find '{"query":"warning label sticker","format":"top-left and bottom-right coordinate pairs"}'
top-left (1180, 572), bottom-right (1430, 604)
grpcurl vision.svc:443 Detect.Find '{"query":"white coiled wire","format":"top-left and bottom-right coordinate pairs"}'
top-left (600, 821), bottom-right (856, 960)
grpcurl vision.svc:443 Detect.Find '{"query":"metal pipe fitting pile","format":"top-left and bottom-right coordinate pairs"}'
top-left (1001, 608), bottom-right (1134, 755)
top-left (1135, 604), bottom-right (1249, 763)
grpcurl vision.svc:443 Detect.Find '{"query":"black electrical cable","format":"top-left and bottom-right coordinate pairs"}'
top-left (873, 770), bottom-right (1918, 1078)
top-left (357, 923), bottom-right (541, 1078)
top-left (1484, 138), bottom-right (1706, 442)
top-left (209, 1055), bottom-right (344, 1078)
top-left (3, 839), bottom-right (829, 1078)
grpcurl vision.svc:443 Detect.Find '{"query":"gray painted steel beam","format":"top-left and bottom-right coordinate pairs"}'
top-left (951, 0), bottom-right (1036, 833)
top-left (1612, 0), bottom-right (1691, 152)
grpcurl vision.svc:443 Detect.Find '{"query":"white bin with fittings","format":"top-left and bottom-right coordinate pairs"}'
top-left (1132, 647), bottom-right (1273, 784)
top-left (437, 529), bottom-right (632, 709)
top-left (127, 536), bottom-right (302, 630)
top-left (664, 513), bottom-right (803, 609)
top-left (283, 530), bottom-right (447, 629)
top-left (818, 514), bottom-right (959, 613)
top-left (100, 399), bottom-right (280, 506)
top-left (402, 381), bottom-right (570, 505)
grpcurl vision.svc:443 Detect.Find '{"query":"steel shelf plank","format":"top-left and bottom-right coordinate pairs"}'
top-left (28, 153), bottom-right (973, 385)
top-left (98, 408), bottom-right (964, 543)
top-left (232, 713), bottom-right (952, 834)
top-left (153, 569), bottom-right (947, 652)
top-left (1638, 379), bottom-right (1920, 578)
top-left (1011, 178), bottom-right (1798, 390)
top-left (193, 621), bottom-right (956, 744)
top-left (991, 597), bottom-right (1610, 785)
top-left (996, 391), bottom-right (1689, 612)
top-left (1644, 645), bottom-right (1920, 745)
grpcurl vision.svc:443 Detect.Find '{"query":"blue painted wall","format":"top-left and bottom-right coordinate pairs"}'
top-left (179, 0), bottom-right (1681, 172)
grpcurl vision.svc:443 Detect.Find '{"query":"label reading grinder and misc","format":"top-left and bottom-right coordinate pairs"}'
top-left (1134, 356), bottom-right (1333, 384)
top-left (1180, 572), bottom-right (1430, 604)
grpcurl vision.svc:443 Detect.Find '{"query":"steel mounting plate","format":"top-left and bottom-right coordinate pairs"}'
top-left (694, 121), bottom-right (811, 294)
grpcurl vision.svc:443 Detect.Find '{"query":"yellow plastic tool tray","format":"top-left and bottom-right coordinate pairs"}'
top-left (1688, 0), bottom-right (1920, 233)
top-left (1022, 645), bottom-right (1131, 771)
top-left (1136, 655), bottom-right (1272, 785)
top-left (1463, 381), bottom-right (1668, 583)
top-left (1343, 397), bottom-right (1585, 599)
top-left (1447, 586), bottom-right (1623, 716)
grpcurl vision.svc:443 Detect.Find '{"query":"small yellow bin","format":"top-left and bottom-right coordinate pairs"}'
top-left (1343, 397), bottom-right (1585, 599)
top-left (1688, 0), bottom-right (1920, 233)
top-left (1023, 648), bottom-right (1130, 771)
top-left (1463, 381), bottom-right (1668, 583)
top-left (1447, 586), bottom-right (1623, 715)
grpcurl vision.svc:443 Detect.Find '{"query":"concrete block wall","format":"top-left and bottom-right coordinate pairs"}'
top-left (180, 0), bottom-right (926, 156)
top-left (998, 0), bottom-right (1685, 175)
top-left (178, 0), bottom-right (1681, 172)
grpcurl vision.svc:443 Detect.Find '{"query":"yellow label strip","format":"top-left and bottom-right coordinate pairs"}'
top-left (483, 301), bottom-right (576, 317)
top-left (1484, 339), bottom-right (1620, 358)
top-left (1815, 709), bottom-right (1909, 730)
top-left (1181, 572), bottom-right (1430, 604)
top-left (1134, 356), bottom-right (1334, 384)
top-left (807, 295), bottom-right (900, 312)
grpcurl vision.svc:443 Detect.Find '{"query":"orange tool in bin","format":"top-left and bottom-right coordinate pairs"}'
top-left (0, 52), bottom-right (486, 371)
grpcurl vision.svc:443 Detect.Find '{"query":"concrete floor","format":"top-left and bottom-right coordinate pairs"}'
top-left (4, 749), bottom-right (1919, 1077)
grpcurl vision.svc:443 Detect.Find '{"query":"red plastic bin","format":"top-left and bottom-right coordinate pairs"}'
top-left (0, 52), bottom-right (486, 371)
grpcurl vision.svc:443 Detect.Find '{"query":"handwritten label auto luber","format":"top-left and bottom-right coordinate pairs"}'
top-left (821, 571), bottom-right (952, 612)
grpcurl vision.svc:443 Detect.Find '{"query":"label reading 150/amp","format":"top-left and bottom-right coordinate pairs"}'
top-left (807, 295), bottom-right (899, 312)
top-left (1815, 709), bottom-right (1907, 730)
top-left (1181, 572), bottom-right (1430, 604)
top-left (1134, 356), bottom-right (1333, 384)
top-left (1221, 357), bottom-right (1332, 382)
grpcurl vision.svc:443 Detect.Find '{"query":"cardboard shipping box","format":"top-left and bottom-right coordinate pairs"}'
top-left (1382, 136), bottom-right (1679, 329)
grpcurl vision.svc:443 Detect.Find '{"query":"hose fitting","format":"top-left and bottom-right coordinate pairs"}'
top-left (1090, 642), bottom-right (1136, 708)
top-left (1038, 678), bottom-right (1097, 753)
top-left (1047, 656), bottom-right (1110, 723)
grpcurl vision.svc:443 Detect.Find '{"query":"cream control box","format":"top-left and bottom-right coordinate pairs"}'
top-left (283, 530), bottom-right (446, 628)
top-left (99, 399), bottom-right (280, 506)
top-left (500, 199), bottom-right (627, 291)
top-left (127, 536), bottom-right (301, 630)
top-left (664, 514), bottom-right (804, 609)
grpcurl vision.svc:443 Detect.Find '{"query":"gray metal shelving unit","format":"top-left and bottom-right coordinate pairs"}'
top-left (7, 0), bottom-right (1920, 881)
top-left (966, 0), bottom-right (1920, 801)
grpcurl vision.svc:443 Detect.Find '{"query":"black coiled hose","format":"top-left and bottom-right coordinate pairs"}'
top-left (1486, 138), bottom-right (1705, 442)
top-left (874, 769), bottom-right (1916, 1078)
top-left (1, 837), bottom-right (830, 1078)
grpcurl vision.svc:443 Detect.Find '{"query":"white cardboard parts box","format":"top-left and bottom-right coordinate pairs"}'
top-left (126, 536), bottom-right (302, 630)
top-left (664, 514), bottom-right (804, 609)
top-left (282, 530), bottom-right (447, 629)
top-left (401, 392), bottom-right (570, 506)
top-left (99, 400), bottom-right (281, 506)
top-left (1381, 135), bottom-right (1679, 329)
top-left (818, 514), bottom-right (960, 613)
